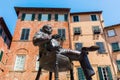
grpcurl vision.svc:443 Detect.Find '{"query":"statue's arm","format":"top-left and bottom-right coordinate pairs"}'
top-left (33, 32), bottom-right (51, 46)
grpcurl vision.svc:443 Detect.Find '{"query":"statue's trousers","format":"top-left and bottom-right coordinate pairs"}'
top-left (80, 53), bottom-right (95, 80)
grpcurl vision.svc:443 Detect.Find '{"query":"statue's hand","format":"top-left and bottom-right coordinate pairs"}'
top-left (52, 34), bottom-right (60, 39)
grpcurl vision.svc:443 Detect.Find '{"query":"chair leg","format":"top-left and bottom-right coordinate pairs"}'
top-left (55, 54), bottom-right (59, 80)
top-left (35, 66), bottom-right (42, 80)
top-left (49, 72), bottom-right (52, 80)
top-left (70, 69), bottom-right (74, 80)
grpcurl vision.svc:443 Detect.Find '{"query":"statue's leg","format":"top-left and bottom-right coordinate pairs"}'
top-left (70, 69), bottom-right (74, 80)
top-left (49, 72), bottom-right (52, 80)
top-left (59, 48), bottom-right (94, 79)
top-left (35, 66), bottom-right (42, 80)
top-left (79, 52), bottom-right (95, 80)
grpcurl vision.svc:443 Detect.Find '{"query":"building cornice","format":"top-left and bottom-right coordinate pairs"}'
top-left (104, 23), bottom-right (120, 29)
top-left (70, 11), bottom-right (102, 15)
top-left (14, 7), bottom-right (102, 16)
top-left (14, 7), bottom-right (71, 16)
top-left (0, 17), bottom-right (12, 40)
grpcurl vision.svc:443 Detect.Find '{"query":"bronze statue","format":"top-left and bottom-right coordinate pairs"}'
top-left (33, 24), bottom-right (99, 80)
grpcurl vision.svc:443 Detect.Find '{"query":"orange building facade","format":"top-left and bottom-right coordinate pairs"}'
top-left (8, 7), bottom-right (71, 80)
top-left (104, 24), bottom-right (120, 80)
top-left (0, 17), bottom-right (12, 80)
top-left (6, 7), bottom-right (116, 80)
top-left (70, 12), bottom-right (115, 80)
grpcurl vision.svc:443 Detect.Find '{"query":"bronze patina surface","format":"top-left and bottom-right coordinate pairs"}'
top-left (33, 24), bottom-right (99, 80)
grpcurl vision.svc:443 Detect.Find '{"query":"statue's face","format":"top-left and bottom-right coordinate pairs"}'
top-left (43, 25), bottom-right (53, 34)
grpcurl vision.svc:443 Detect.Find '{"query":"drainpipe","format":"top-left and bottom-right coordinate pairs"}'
top-left (68, 12), bottom-right (72, 49)
top-left (99, 14), bottom-right (117, 79)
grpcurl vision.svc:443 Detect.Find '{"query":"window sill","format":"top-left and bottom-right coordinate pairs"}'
top-left (57, 21), bottom-right (68, 22)
top-left (32, 70), bottom-right (38, 72)
top-left (12, 40), bottom-right (32, 42)
top-left (98, 52), bottom-right (107, 54)
top-left (113, 50), bottom-right (120, 53)
top-left (32, 70), bottom-right (48, 73)
top-left (74, 33), bottom-right (81, 35)
top-left (91, 20), bottom-right (98, 21)
top-left (117, 71), bottom-right (120, 74)
top-left (21, 20), bottom-right (35, 22)
top-left (72, 21), bottom-right (80, 23)
top-left (20, 40), bottom-right (29, 41)
top-left (9, 70), bottom-right (26, 73)
top-left (107, 35), bottom-right (116, 37)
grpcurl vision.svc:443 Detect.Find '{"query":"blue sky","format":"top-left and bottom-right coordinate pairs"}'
top-left (0, 0), bottom-right (120, 35)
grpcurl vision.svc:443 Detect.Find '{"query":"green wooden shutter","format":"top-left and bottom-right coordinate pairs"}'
top-left (98, 67), bottom-right (104, 80)
top-left (48, 14), bottom-right (51, 21)
top-left (38, 14), bottom-right (42, 21)
top-left (58, 29), bottom-right (62, 40)
top-left (111, 43), bottom-right (120, 52)
top-left (106, 66), bottom-right (113, 80)
top-left (4, 36), bottom-right (7, 43)
top-left (75, 43), bottom-right (83, 51)
top-left (96, 42), bottom-right (106, 53)
top-left (62, 29), bottom-right (66, 40)
top-left (116, 60), bottom-right (120, 71)
top-left (20, 29), bottom-right (25, 40)
top-left (25, 29), bottom-right (30, 40)
top-left (32, 14), bottom-right (35, 21)
top-left (77, 67), bottom-right (86, 80)
top-left (21, 13), bottom-right (25, 21)
top-left (64, 14), bottom-right (68, 21)
top-left (0, 50), bottom-right (3, 61)
top-left (0, 28), bottom-right (3, 36)
top-left (55, 14), bottom-right (58, 21)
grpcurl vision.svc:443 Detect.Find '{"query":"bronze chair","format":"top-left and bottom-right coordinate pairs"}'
top-left (35, 46), bottom-right (99, 80)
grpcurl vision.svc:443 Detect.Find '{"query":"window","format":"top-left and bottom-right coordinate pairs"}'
top-left (38, 14), bottom-right (51, 21)
top-left (41, 14), bottom-right (48, 21)
top-left (93, 26), bottom-right (101, 34)
top-left (107, 29), bottom-right (116, 37)
top-left (2, 31), bottom-right (6, 41)
top-left (0, 26), bottom-right (3, 36)
top-left (55, 14), bottom-right (68, 21)
top-left (74, 27), bottom-right (81, 35)
top-left (6, 38), bottom-right (10, 47)
top-left (77, 67), bottom-right (86, 80)
top-left (14, 55), bottom-right (26, 71)
top-left (58, 14), bottom-right (64, 21)
top-left (21, 13), bottom-right (35, 21)
top-left (20, 28), bottom-right (30, 40)
top-left (91, 15), bottom-right (98, 21)
top-left (35, 55), bottom-right (39, 71)
top-left (0, 50), bottom-right (3, 61)
top-left (111, 42), bottom-right (120, 52)
top-left (98, 66), bottom-right (113, 80)
top-left (96, 42), bottom-right (106, 53)
top-left (4, 35), bottom-right (7, 43)
top-left (73, 15), bottom-right (79, 22)
top-left (75, 43), bottom-right (82, 51)
top-left (58, 29), bottom-right (66, 40)
top-left (116, 60), bottom-right (120, 71)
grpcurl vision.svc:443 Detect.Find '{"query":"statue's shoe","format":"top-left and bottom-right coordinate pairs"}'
top-left (82, 46), bottom-right (99, 52)
top-left (86, 70), bottom-right (95, 80)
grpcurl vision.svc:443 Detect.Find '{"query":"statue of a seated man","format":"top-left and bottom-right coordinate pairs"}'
top-left (33, 24), bottom-right (98, 80)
